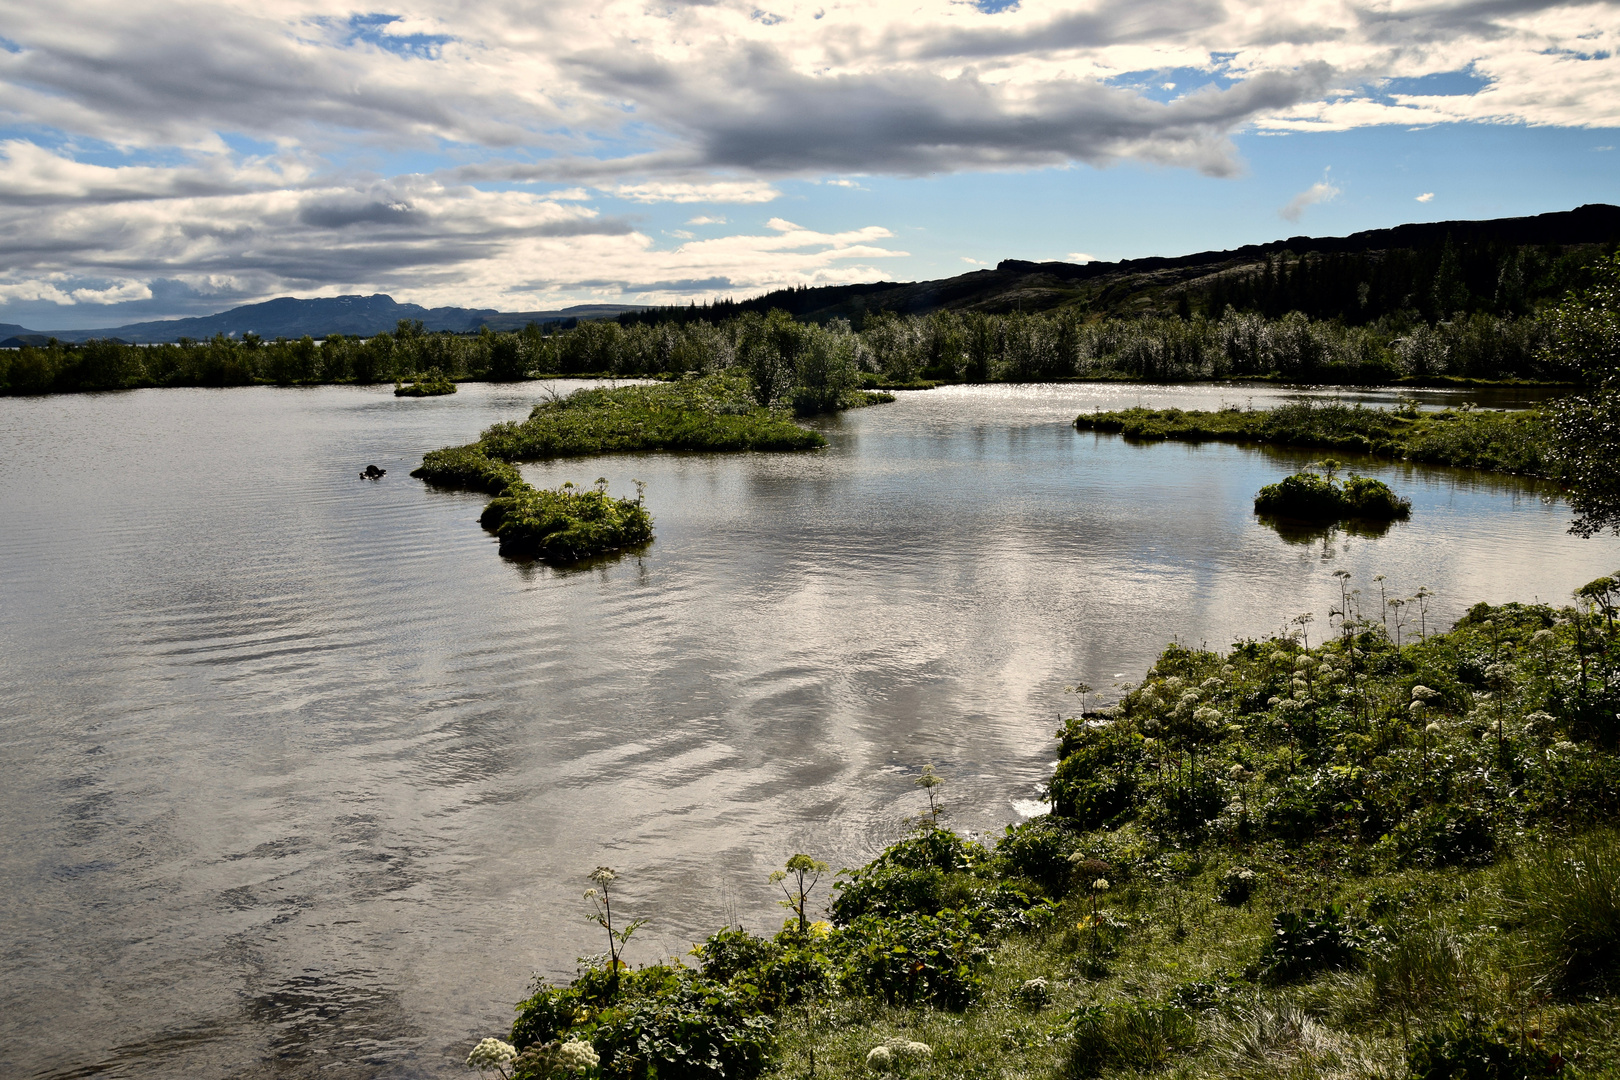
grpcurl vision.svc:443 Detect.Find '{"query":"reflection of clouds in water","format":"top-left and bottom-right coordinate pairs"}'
top-left (1, 380), bottom-right (1614, 1079)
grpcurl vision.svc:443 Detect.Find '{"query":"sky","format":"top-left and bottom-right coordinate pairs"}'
top-left (0, 0), bottom-right (1617, 330)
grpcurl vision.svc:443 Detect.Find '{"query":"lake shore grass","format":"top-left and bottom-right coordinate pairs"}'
top-left (484, 592), bottom-right (1620, 1080)
top-left (1075, 401), bottom-right (1557, 478)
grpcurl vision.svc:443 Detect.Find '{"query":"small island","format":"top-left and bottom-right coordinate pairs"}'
top-left (395, 369), bottom-right (457, 396)
top-left (479, 478), bottom-right (652, 561)
top-left (1253, 461), bottom-right (1412, 525)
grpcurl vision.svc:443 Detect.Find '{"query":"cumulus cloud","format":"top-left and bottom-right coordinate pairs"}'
top-left (1280, 172), bottom-right (1342, 222)
top-left (1416, 192), bottom-right (1436, 202)
top-left (0, 0), bottom-right (1614, 316)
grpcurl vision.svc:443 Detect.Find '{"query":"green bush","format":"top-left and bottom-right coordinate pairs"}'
top-left (837, 909), bottom-right (988, 1010)
top-left (394, 368), bottom-right (457, 396)
top-left (993, 817), bottom-right (1082, 895)
top-left (1254, 469), bottom-right (1411, 522)
top-left (1408, 1016), bottom-right (1566, 1079)
top-left (511, 965), bottom-right (774, 1080)
top-left (1063, 1003), bottom-right (1197, 1078)
top-left (1256, 904), bottom-right (1367, 983)
top-left (412, 445), bottom-right (522, 494)
top-left (479, 480), bottom-right (653, 561)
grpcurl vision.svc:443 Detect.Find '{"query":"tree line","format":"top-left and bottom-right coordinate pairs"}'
top-left (0, 293), bottom-right (1594, 397)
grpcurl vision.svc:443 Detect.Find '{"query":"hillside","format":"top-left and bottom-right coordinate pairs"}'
top-left (625, 203), bottom-right (1620, 326)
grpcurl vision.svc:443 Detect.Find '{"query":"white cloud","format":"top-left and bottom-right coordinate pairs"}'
top-left (1416, 192), bottom-right (1436, 202)
top-left (607, 181), bottom-right (781, 204)
top-left (1280, 171), bottom-right (1342, 222)
top-left (0, 0), bottom-right (1614, 316)
top-left (1068, 252), bottom-right (1097, 264)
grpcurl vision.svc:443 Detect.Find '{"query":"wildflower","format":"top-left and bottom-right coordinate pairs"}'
top-left (467, 1037), bottom-right (518, 1074)
top-left (1227, 764), bottom-right (1250, 782)
top-left (866, 1046), bottom-right (893, 1071)
top-left (1092, 877), bottom-right (1111, 892)
top-left (809, 919), bottom-right (833, 938)
top-left (1532, 629), bottom-right (1555, 644)
top-left (895, 1041), bottom-right (932, 1061)
top-left (1015, 977), bottom-right (1052, 1006)
top-left (1411, 685), bottom-right (1439, 702)
top-left (556, 1040), bottom-right (599, 1073)
top-left (1221, 664), bottom-right (1237, 675)
top-left (1200, 677), bottom-right (1223, 692)
top-left (1426, 722), bottom-right (1443, 735)
top-left (588, 866), bottom-right (617, 886)
top-left (1409, 700), bottom-right (1425, 715)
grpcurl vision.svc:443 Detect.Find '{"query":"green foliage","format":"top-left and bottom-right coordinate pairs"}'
top-left (1254, 468), bottom-right (1412, 522)
top-left (511, 965), bottom-right (774, 1080)
top-left (477, 375), bottom-right (825, 460)
top-left (1408, 1016), bottom-right (1567, 1079)
top-left (1502, 831), bottom-right (1620, 993)
top-left (395, 368), bottom-right (456, 396)
top-left (1062, 1002), bottom-right (1198, 1078)
top-left (837, 908), bottom-right (988, 1010)
top-left (1255, 904), bottom-right (1368, 983)
top-left (412, 446), bottom-right (522, 494)
top-left (1080, 401), bottom-right (1556, 479)
top-left (479, 479), bottom-right (653, 561)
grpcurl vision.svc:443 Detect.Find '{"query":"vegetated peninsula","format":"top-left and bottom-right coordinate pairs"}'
top-left (1075, 400), bottom-right (1557, 479)
top-left (469, 585), bottom-right (1620, 1080)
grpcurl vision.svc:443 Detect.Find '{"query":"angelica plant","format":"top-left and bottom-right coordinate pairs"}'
top-left (771, 853), bottom-right (831, 936)
top-left (584, 865), bottom-right (646, 991)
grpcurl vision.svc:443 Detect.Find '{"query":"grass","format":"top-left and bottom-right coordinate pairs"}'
top-left (485, 595), bottom-right (1620, 1079)
top-left (1075, 402), bottom-right (1557, 478)
top-left (395, 369), bottom-right (457, 396)
top-left (477, 374), bottom-right (829, 460)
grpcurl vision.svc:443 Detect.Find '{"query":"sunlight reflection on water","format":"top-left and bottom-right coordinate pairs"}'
top-left (0, 380), bottom-right (1606, 1077)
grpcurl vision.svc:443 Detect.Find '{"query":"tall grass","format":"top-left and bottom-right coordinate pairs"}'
top-left (1502, 831), bottom-right (1620, 992)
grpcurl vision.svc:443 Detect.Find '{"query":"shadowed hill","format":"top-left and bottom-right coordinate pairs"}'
top-left (624, 203), bottom-right (1620, 326)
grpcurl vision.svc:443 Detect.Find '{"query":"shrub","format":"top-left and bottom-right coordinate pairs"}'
top-left (590, 978), bottom-right (774, 1080)
top-left (838, 909), bottom-right (988, 1010)
top-left (1407, 1016), bottom-right (1566, 1079)
top-left (1216, 866), bottom-right (1257, 906)
top-left (993, 818), bottom-right (1081, 895)
top-left (1253, 469), bottom-right (1411, 522)
top-left (479, 480), bottom-right (653, 561)
top-left (1255, 905), bottom-right (1366, 983)
top-left (1391, 805), bottom-right (1497, 868)
top-left (395, 368), bottom-right (456, 396)
top-left (1063, 1003), bottom-right (1197, 1078)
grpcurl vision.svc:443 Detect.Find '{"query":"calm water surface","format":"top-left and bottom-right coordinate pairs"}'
top-left (0, 380), bottom-right (1608, 1078)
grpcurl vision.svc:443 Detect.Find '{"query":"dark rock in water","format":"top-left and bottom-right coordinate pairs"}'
top-left (360, 465), bottom-right (386, 479)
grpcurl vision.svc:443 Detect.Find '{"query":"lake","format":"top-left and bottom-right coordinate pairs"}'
top-left (0, 380), bottom-right (1607, 1077)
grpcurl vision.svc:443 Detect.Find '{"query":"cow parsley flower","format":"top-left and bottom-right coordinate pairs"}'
top-left (467, 1037), bottom-right (517, 1073)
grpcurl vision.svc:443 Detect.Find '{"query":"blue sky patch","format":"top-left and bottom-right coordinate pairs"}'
top-left (971, 0), bottom-right (1020, 13)
top-left (342, 14), bottom-right (453, 60)
top-left (1382, 67), bottom-right (1492, 98)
